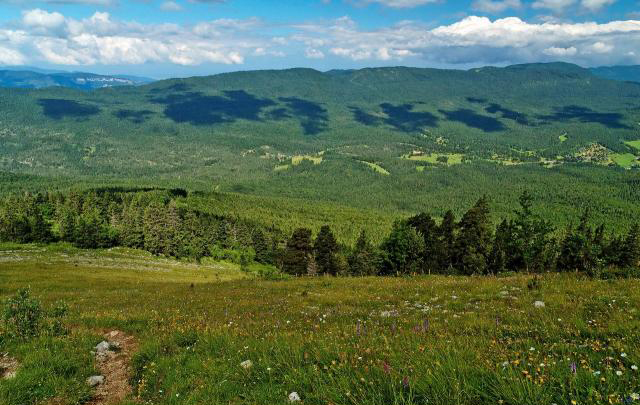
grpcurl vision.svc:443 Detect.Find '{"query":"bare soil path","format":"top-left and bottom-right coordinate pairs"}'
top-left (87, 330), bottom-right (138, 405)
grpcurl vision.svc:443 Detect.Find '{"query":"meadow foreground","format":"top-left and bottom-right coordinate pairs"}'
top-left (1, 246), bottom-right (639, 405)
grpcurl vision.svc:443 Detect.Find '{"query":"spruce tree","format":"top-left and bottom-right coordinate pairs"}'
top-left (407, 213), bottom-right (439, 274)
top-left (282, 228), bottom-right (313, 275)
top-left (381, 221), bottom-right (425, 275)
top-left (453, 197), bottom-right (492, 275)
top-left (348, 230), bottom-right (378, 276)
top-left (315, 225), bottom-right (339, 275)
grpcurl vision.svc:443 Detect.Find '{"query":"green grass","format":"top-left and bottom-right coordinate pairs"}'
top-left (292, 155), bottom-right (323, 165)
top-left (1, 248), bottom-right (640, 405)
top-left (610, 153), bottom-right (638, 169)
top-left (625, 140), bottom-right (640, 152)
top-left (559, 134), bottom-right (568, 142)
top-left (358, 160), bottom-right (390, 175)
top-left (405, 153), bottom-right (464, 165)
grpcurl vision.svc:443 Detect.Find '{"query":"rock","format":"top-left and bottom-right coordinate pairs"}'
top-left (288, 392), bottom-right (301, 402)
top-left (379, 310), bottom-right (399, 318)
top-left (0, 354), bottom-right (19, 380)
top-left (87, 375), bottom-right (105, 387)
top-left (240, 360), bottom-right (253, 369)
top-left (95, 341), bottom-right (111, 353)
top-left (534, 301), bottom-right (545, 308)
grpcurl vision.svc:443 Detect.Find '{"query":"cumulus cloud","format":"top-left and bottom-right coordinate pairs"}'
top-left (292, 15), bottom-right (640, 66)
top-left (472, 0), bottom-right (522, 13)
top-left (2, 10), bottom-right (272, 66)
top-left (532, 0), bottom-right (576, 13)
top-left (160, 1), bottom-right (182, 11)
top-left (2, 9), bottom-right (640, 69)
top-left (581, 0), bottom-right (616, 12)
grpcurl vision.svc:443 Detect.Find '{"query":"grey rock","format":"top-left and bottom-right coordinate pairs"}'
top-left (87, 375), bottom-right (105, 387)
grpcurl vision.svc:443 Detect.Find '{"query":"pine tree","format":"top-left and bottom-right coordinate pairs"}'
top-left (407, 213), bottom-right (439, 274)
top-left (381, 221), bottom-right (425, 275)
top-left (509, 191), bottom-right (556, 273)
top-left (252, 229), bottom-right (271, 264)
top-left (453, 197), bottom-right (492, 275)
top-left (282, 228), bottom-right (313, 275)
top-left (488, 219), bottom-right (511, 274)
top-left (348, 230), bottom-right (378, 276)
top-left (437, 210), bottom-right (456, 272)
top-left (314, 225), bottom-right (339, 275)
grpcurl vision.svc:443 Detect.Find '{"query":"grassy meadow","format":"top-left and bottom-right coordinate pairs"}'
top-left (1, 245), bottom-right (639, 405)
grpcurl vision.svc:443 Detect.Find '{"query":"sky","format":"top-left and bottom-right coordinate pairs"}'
top-left (0, 0), bottom-right (639, 79)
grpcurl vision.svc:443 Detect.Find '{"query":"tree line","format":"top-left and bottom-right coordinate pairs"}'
top-left (0, 189), bottom-right (638, 277)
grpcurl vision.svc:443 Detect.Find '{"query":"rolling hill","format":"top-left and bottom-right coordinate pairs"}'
top-left (0, 69), bottom-right (153, 90)
top-left (1, 62), bottom-right (639, 231)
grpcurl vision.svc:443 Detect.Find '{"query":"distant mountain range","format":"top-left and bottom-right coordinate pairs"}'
top-left (0, 68), bottom-right (154, 90)
top-left (589, 65), bottom-right (640, 83)
top-left (0, 64), bottom-right (639, 90)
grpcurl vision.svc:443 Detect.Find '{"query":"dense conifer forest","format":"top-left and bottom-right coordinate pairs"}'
top-left (1, 188), bottom-right (637, 278)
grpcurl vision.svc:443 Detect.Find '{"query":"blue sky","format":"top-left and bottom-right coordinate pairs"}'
top-left (0, 0), bottom-right (638, 78)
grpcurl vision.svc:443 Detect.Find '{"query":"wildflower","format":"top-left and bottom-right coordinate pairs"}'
top-left (402, 376), bottom-right (409, 389)
top-left (288, 392), bottom-right (301, 402)
top-left (622, 353), bottom-right (628, 358)
top-left (617, 370), bottom-right (623, 376)
top-left (570, 362), bottom-right (577, 374)
top-left (383, 361), bottom-right (391, 374)
top-left (631, 393), bottom-right (639, 401)
top-left (593, 371), bottom-right (601, 376)
top-left (632, 365), bottom-right (638, 371)
top-left (240, 360), bottom-right (253, 369)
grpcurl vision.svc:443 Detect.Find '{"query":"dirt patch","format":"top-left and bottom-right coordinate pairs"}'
top-left (87, 330), bottom-right (138, 405)
top-left (0, 353), bottom-right (19, 379)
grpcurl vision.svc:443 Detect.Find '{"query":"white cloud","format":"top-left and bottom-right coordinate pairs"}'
top-left (293, 15), bottom-right (640, 66)
top-left (0, 46), bottom-right (26, 65)
top-left (532, 0), bottom-right (576, 13)
top-left (581, 0), bottom-right (616, 12)
top-left (3, 9), bottom-right (640, 69)
top-left (305, 48), bottom-right (325, 59)
top-left (22, 9), bottom-right (65, 29)
top-left (472, 0), bottom-right (522, 13)
top-left (160, 1), bottom-right (182, 11)
top-left (543, 46), bottom-right (577, 56)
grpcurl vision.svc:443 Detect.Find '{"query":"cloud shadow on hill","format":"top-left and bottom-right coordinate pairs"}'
top-left (150, 90), bottom-right (276, 125)
top-left (114, 109), bottom-right (155, 124)
top-left (485, 103), bottom-right (531, 125)
top-left (38, 99), bottom-right (101, 120)
top-left (438, 108), bottom-right (506, 132)
top-left (279, 97), bottom-right (328, 135)
top-left (350, 103), bottom-right (439, 132)
top-left (537, 105), bottom-right (631, 129)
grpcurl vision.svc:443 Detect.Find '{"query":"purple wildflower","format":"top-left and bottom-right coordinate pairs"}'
top-left (570, 362), bottom-right (577, 374)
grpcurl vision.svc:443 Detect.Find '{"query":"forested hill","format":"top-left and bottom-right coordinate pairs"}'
top-left (0, 69), bottom-right (153, 89)
top-left (590, 65), bottom-right (640, 83)
top-left (1, 62), bottom-right (640, 230)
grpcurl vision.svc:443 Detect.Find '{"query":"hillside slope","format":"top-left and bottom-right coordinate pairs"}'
top-left (1, 62), bottom-right (639, 226)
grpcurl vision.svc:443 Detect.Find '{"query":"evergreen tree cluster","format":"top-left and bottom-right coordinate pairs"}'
top-left (1, 189), bottom-right (639, 277)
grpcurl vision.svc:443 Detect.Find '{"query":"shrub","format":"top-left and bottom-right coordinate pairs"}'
top-left (1, 288), bottom-right (68, 341)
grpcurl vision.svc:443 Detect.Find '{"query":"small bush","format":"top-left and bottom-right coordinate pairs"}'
top-left (1, 288), bottom-right (68, 341)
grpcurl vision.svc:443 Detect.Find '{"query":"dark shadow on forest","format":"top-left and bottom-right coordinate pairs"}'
top-left (149, 83), bottom-right (190, 93)
top-left (350, 107), bottom-right (382, 126)
top-left (114, 109), bottom-right (155, 124)
top-left (485, 103), bottom-right (530, 125)
top-left (350, 103), bottom-right (438, 132)
top-left (279, 97), bottom-right (328, 135)
top-left (266, 107), bottom-right (291, 121)
top-left (150, 90), bottom-right (276, 126)
top-left (537, 105), bottom-right (631, 129)
top-left (438, 108), bottom-right (505, 132)
top-left (38, 99), bottom-right (101, 120)
top-left (466, 97), bottom-right (487, 104)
